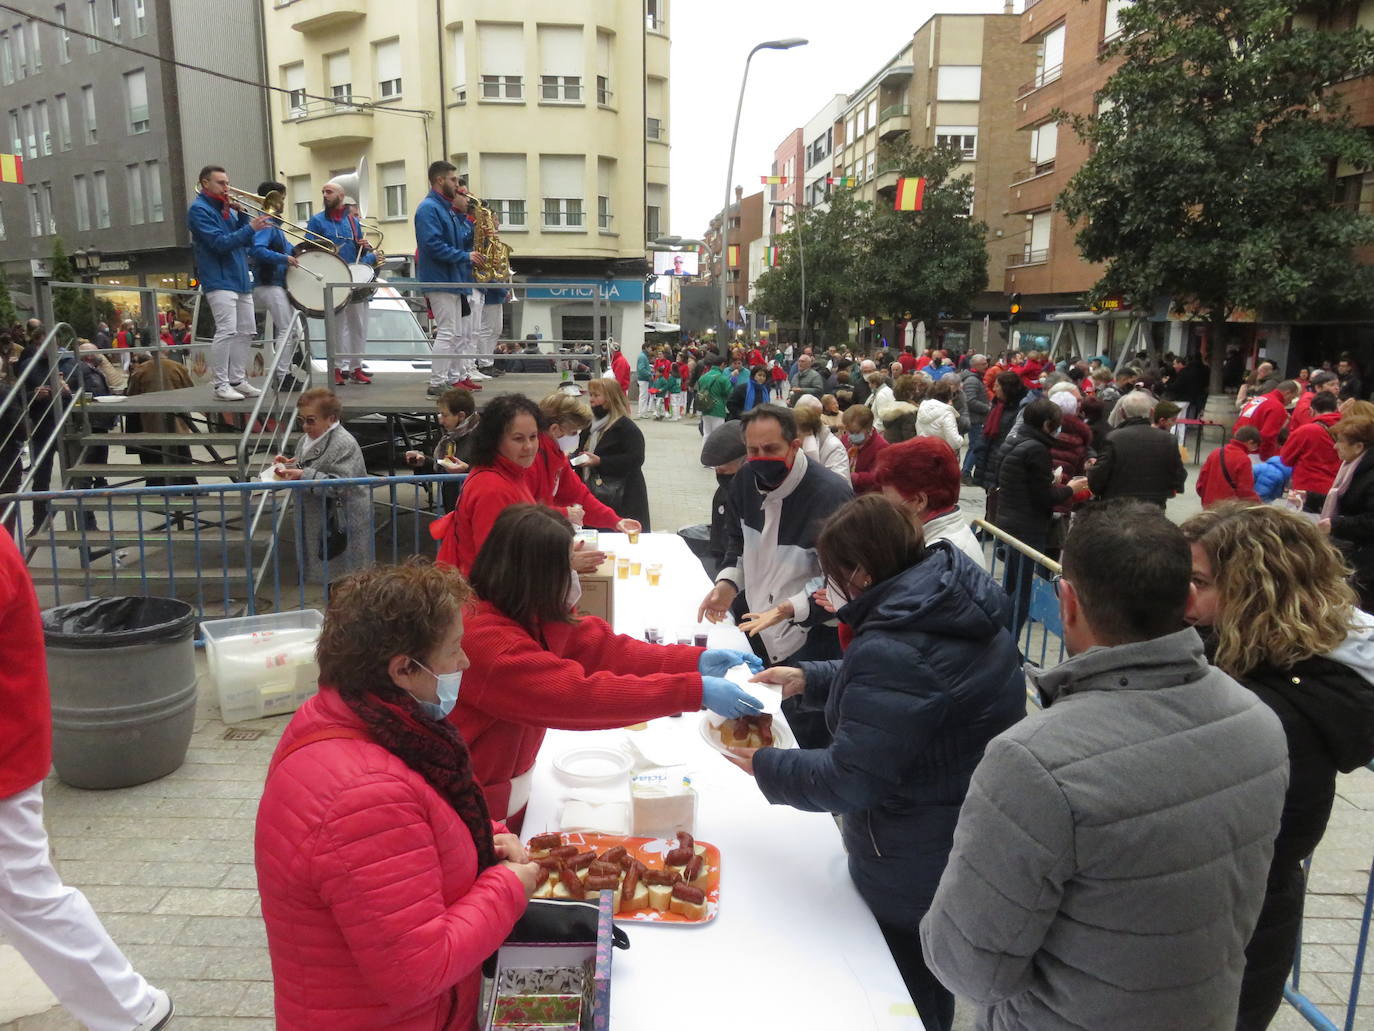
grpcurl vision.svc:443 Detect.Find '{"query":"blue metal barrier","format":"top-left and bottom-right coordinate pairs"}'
top-left (1, 474), bottom-right (466, 627)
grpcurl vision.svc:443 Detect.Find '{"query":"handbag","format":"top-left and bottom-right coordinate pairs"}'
top-left (318, 494), bottom-right (349, 560)
top-left (587, 471), bottom-right (627, 511)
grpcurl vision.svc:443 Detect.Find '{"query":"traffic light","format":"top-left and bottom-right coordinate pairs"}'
top-left (1009, 292), bottom-right (1022, 325)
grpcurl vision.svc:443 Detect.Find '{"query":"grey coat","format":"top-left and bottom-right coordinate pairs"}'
top-left (294, 424), bottom-right (373, 583)
top-left (920, 628), bottom-right (1289, 1031)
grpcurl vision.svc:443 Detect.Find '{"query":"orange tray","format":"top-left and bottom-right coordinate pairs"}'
top-left (528, 831), bottom-right (720, 926)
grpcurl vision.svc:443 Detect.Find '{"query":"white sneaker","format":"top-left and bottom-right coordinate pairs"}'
top-left (470, 370), bottom-right (491, 380)
top-left (213, 384), bottom-right (245, 402)
top-left (135, 987), bottom-right (174, 1030)
top-left (233, 381), bottom-right (263, 397)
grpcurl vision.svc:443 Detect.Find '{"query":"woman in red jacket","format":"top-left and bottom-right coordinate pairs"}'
top-left (452, 504), bottom-right (763, 829)
top-left (1281, 391), bottom-right (1342, 512)
top-left (443, 393), bottom-right (640, 573)
top-left (256, 562), bottom-right (539, 1031)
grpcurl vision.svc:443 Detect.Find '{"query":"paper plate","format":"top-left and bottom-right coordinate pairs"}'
top-left (92, 395), bottom-right (126, 403)
top-left (699, 712), bottom-right (795, 755)
top-left (552, 745), bottom-right (633, 785)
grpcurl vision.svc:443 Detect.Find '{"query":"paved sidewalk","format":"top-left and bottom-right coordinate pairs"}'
top-left (3, 412), bottom-right (1370, 1031)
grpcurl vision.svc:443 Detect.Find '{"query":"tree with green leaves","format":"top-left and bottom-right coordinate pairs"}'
top-left (0, 266), bottom-right (17, 329)
top-left (1057, 0), bottom-right (1374, 393)
top-left (50, 238), bottom-right (96, 339)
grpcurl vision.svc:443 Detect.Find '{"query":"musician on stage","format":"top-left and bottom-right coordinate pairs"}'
top-left (187, 164), bottom-right (270, 402)
top-left (248, 180), bottom-right (304, 392)
top-left (474, 204), bottom-right (509, 379)
top-left (306, 176), bottom-right (377, 386)
top-left (416, 160), bottom-right (485, 396)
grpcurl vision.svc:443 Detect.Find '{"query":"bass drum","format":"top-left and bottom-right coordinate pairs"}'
top-left (285, 249), bottom-right (352, 317)
top-left (347, 261), bottom-right (378, 302)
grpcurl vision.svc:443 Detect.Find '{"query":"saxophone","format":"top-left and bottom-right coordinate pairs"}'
top-left (471, 198), bottom-right (513, 283)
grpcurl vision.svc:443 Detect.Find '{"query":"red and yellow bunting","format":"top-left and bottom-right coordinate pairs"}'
top-left (0, 153), bottom-right (24, 184)
top-left (827, 176), bottom-right (857, 187)
top-left (894, 177), bottom-right (926, 212)
top-left (760, 175), bottom-right (790, 185)
top-left (727, 244), bottom-right (740, 268)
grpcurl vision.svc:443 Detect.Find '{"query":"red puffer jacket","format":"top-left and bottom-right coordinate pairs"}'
top-left (450, 601), bottom-right (703, 823)
top-left (255, 687), bottom-right (527, 1031)
top-left (0, 526), bottom-right (51, 799)
top-left (1281, 411), bottom-right (1342, 494)
top-left (445, 454), bottom-right (536, 573)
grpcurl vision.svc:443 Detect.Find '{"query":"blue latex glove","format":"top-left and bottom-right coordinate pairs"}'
top-left (698, 648), bottom-right (765, 678)
top-left (701, 677), bottom-right (764, 719)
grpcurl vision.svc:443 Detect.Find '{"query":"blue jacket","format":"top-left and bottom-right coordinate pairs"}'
top-left (304, 209), bottom-right (375, 267)
top-left (754, 543), bottom-right (1025, 927)
top-left (250, 222), bottom-right (292, 288)
top-left (1253, 456), bottom-right (1291, 502)
top-left (636, 352), bottom-right (652, 382)
top-left (413, 190), bottom-right (473, 295)
top-left (187, 192), bottom-right (255, 294)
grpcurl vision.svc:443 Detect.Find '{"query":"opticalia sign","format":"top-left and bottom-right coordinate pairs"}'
top-left (523, 278), bottom-right (646, 303)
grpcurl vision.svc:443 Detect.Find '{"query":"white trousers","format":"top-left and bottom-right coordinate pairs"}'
top-left (252, 284), bottom-right (296, 374)
top-left (476, 294), bottom-right (503, 368)
top-left (334, 299), bottom-right (368, 373)
top-left (636, 381), bottom-right (654, 416)
top-left (701, 414), bottom-right (725, 436)
top-left (428, 292), bottom-right (475, 386)
top-left (206, 289), bottom-right (254, 390)
top-left (0, 784), bottom-right (157, 1031)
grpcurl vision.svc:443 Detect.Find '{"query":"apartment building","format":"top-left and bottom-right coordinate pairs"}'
top-left (768, 129), bottom-right (803, 238)
top-left (265, 0), bottom-right (670, 350)
top-left (702, 186), bottom-right (763, 336)
top-left (801, 94), bottom-right (845, 210)
top-left (828, 13), bottom-right (1032, 352)
top-left (0, 0), bottom-right (269, 317)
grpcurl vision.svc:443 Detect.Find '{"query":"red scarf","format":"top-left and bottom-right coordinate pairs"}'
top-left (326, 203), bottom-right (347, 223)
top-left (210, 191), bottom-right (232, 221)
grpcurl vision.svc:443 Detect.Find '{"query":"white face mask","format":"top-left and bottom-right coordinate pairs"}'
top-left (566, 573), bottom-right (583, 612)
top-left (826, 577), bottom-right (852, 607)
top-left (410, 659), bottom-right (462, 719)
top-left (849, 432), bottom-right (867, 445)
top-left (558, 432), bottom-right (580, 454)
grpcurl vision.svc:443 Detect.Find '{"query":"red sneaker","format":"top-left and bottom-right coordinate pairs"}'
top-left (455, 378), bottom-right (483, 391)
top-left (333, 368), bottom-right (348, 386)
top-left (351, 368), bottom-right (373, 385)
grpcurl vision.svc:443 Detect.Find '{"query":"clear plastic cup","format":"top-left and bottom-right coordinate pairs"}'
top-left (646, 564), bottom-right (662, 586)
top-left (617, 557), bottom-right (630, 579)
top-left (630, 560), bottom-right (642, 576)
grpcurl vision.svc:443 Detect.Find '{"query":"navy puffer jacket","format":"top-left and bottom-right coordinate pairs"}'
top-left (753, 542), bottom-right (1025, 928)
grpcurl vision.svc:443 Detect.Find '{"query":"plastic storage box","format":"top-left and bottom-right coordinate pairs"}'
top-left (201, 610), bottom-right (324, 724)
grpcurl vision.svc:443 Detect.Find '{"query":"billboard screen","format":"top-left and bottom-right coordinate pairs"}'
top-left (653, 250), bottom-right (700, 277)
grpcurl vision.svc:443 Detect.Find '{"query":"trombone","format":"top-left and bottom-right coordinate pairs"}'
top-left (226, 185), bottom-right (339, 255)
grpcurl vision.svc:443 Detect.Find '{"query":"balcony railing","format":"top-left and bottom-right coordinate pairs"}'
top-left (878, 103), bottom-right (910, 122)
top-left (1007, 246), bottom-right (1049, 268)
top-left (1017, 63), bottom-right (1063, 99)
top-left (1010, 160), bottom-right (1057, 185)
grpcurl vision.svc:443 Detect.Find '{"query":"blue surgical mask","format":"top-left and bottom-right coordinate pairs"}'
top-left (850, 432), bottom-right (868, 445)
top-left (411, 659), bottom-right (462, 718)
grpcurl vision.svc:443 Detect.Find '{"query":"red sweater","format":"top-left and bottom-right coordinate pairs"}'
top-left (1196, 441), bottom-right (1260, 507)
top-left (256, 687), bottom-right (525, 1031)
top-left (449, 602), bottom-right (703, 820)
top-left (1233, 391), bottom-right (1290, 460)
top-left (1288, 390), bottom-right (1318, 431)
top-left (1281, 411), bottom-right (1341, 494)
top-left (0, 526), bottom-right (51, 799)
top-left (611, 352), bottom-right (631, 392)
top-left (447, 454), bottom-right (537, 574)
top-left (844, 431), bottom-right (890, 493)
top-left (525, 434), bottom-right (621, 528)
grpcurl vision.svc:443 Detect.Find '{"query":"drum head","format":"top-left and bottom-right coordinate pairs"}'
top-left (286, 251), bottom-right (351, 316)
top-left (348, 262), bottom-right (377, 286)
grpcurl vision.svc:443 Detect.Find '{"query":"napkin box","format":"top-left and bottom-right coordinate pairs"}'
top-left (576, 558), bottom-right (615, 625)
top-left (630, 769), bottom-right (697, 840)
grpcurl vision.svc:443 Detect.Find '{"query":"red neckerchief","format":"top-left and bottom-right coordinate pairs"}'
top-left (326, 203), bottom-right (346, 222)
top-left (209, 191), bottom-right (232, 221)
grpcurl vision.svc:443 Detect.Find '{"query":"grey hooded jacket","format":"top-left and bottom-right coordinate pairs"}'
top-left (920, 627), bottom-right (1289, 1031)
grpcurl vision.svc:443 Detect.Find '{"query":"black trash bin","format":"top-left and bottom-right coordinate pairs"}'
top-left (42, 597), bottom-right (198, 789)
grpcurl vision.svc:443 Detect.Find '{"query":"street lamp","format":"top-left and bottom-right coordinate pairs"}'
top-left (771, 201), bottom-right (806, 352)
top-left (71, 247), bottom-right (102, 335)
top-left (721, 36), bottom-right (808, 352)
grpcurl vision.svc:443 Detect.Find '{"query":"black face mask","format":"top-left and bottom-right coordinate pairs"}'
top-left (591, 403), bottom-right (608, 418)
top-left (750, 457), bottom-right (790, 491)
top-left (716, 472), bottom-right (735, 490)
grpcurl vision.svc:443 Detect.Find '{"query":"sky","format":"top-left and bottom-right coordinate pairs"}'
top-left (667, 0), bottom-right (1012, 239)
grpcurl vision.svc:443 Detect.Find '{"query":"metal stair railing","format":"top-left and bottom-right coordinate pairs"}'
top-left (1, 322), bottom-right (83, 532)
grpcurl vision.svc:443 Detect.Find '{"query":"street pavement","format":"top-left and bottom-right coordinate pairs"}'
top-left (2, 412), bottom-right (1370, 1031)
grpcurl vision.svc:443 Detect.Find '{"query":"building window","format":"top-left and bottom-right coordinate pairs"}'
top-left (109, 0), bottom-right (120, 37)
top-left (0, 31), bottom-right (12, 84)
top-left (1030, 120), bottom-right (1058, 171)
top-left (327, 51), bottom-right (353, 107)
top-left (124, 69), bottom-right (149, 133)
top-left (93, 168), bottom-right (109, 227)
top-left (85, 0), bottom-right (98, 52)
top-left (935, 126), bottom-right (977, 160)
top-left (543, 197), bottom-right (583, 228)
top-left (7, 110), bottom-right (19, 155)
top-left (26, 185), bottom-right (40, 235)
top-left (379, 159), bottom-right (406, 218)
top-left (1104, 0), bottom-right (1133, 42)
top-left (36, 100), bottom-right (50, 155)
top-left (287, 174), bottom-right (311, 221)
top-left (1012, 210), bottom-right (1052, 266)
top-left (0, 200), bottom-right (6, 240)
top-left (480, 74), bottom-right (523, 100)
top-left (13, 20), bottom-right (28, 78)
top-left (450, 27), bottom-right (466, 102)
top-left (126, 162), bottom-right (144, 224)
top-left (283, 63), bottom-right (306, 118)
top-left (55, 94), bottom-right (71, 150)
top-left (81, 84), bottom-right (96, 143)
top-left (1032, 25), bottom-right (1065, 90)
top-left (56, 4), bottom-right (70, 62)
top-left (26, 19), bottom-right (40, 74)
top-left (595, 156), bottom-right (614, 231)
top-left (540, 75), bottom-right (581, 102)
top-left (596, 30), bottom-right (612, 105)
top-left (645, 205), bottom-right (660, 243)
top-left (41, 181), bottom-right (55, 234)
top-left (597, 195), bottom-right (612, 229)
top-left (487, 198), bottom-right (526, 227)
top-left (596, 75), bottom-right (611, 105)
top-left (20, 105), bottom-right (34, 159)
top-left (646, 117), bottom-right (663, 141)
top-left (145, 159), bottom-right (162, 221)
top-left (375, 38), bottom-right (401, 99)
top-left (479, 23), bottom-right (524, 102)
top-left (936, 65), bottom-right (981, 101)
top-left (133, 0), bottom-right (144, 35)
top-left (646, 0), bottom-right (665, 33)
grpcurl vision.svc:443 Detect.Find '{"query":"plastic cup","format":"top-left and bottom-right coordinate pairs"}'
top-left (630, 560), bottom-right (642, 576)
top-left (646, 564), bottom-right (662, 586)
top-left (616, 557), bottom-right (630, 579)
top-left (694, 633), bottom-right (708, 648)
top-left (627, 529), bottom-right (641, 545)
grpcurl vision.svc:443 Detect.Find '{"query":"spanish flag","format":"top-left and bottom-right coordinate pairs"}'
top-left (727, 244), bottom-right (740, 268)
top-left (760, 175), bottom-right (789, 185)
top-left (827, 176), bottom-right (857, 187)
top-left (0, 153), bottom-right (23, 184)
top-left (894, 177), bottom-right (926, 212)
